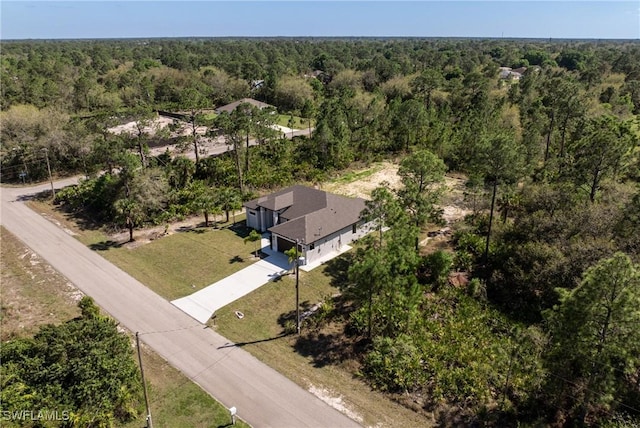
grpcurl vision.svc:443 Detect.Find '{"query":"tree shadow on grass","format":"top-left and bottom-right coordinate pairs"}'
top-left (176, 224), bottom-right (208, 234)
top-left (228, 221), bottom-right (250, 239)
top-left (229, 255), bottom-right (244, 264)
top-left (278, 295), bottom-right (370, 368)
top-left (293, 331), bottom-right (351, 368)
top-left (321, 252), bottom-right (354, 289)
top-left (89, 240), bottom-right (124, 251)
top-left (16, 193), bottom-right (38, 202)
top-left (277, 301), bottom-right (316, 328)
top-left (18, 191), bottom-right (105, 232)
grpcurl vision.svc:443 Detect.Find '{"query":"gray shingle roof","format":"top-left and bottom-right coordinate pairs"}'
top-left (215, 98), bottom-right (275, 114)
top-left (244, 185), bottom-right (365, 243)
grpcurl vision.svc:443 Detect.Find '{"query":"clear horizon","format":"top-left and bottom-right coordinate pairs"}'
top-left (1, 1), bottom-right (639, 41)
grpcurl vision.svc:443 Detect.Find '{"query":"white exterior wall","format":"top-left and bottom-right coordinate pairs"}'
top-left (246, 209), bottom-right (260, 230)
top-left (304, 221), bottom-right (374, 265)
top-left (246, 207), bottom-right (277, 232)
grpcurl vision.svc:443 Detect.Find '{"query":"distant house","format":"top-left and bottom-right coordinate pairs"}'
top-left (250, 80), bottom-right (265, 91)
top-left (215, 98), bottom-right (275, 114)
top-left (303, 69), bottom-right (325, 78)
top-left (498, 67), bottom-right (523, 80)
top-left (244, 185), bottom-right (372, 265)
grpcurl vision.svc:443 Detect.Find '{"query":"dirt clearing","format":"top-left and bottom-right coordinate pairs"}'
top-left (322, 161), bottom-right (471, 225)
top-left (0, 226), bottom-right (82, 340)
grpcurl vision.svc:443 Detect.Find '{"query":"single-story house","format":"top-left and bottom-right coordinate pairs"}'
top-left (498, 66), bottom-right (523, 80)
top-left (244, 185), bottom-right (372, 266)
top-left (215, 98), bottom-right (275, 114)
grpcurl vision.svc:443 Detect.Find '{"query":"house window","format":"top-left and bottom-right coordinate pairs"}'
top-left (249, 211), bottom-right (256, 216)
top-left (309, 243), bottom-right (315, 250)
top-left (352, 224), bottom-right (357, 233)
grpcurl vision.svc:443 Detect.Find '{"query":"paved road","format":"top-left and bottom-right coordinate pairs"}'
top-left (0, 181), bottom-right (360, 428)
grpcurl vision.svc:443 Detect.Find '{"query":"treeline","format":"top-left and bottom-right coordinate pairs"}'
top-left (1, 38), bottom-right (639, 426)
top-left (2, 38), bottom-right (640, 111)
top-left (2, 38), bottom-right (639, 184)
top-left (2, 38), bottom-right (639, 180)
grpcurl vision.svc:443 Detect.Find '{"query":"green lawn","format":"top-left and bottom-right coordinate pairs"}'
top-left (87, 221), bottom-right (259, 301)
top-left (275, 114), bottom-right (314, 130)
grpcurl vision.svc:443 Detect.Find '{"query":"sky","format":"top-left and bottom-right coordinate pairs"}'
top-left (1, 1), bottom-right (638, 40)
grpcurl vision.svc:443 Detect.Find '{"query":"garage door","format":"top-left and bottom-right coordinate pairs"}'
top-left (276, 236), bottom-right (295, 253)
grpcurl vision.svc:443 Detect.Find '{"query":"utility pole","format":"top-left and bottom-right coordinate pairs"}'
top-left (295, 239), bottom-right (300, 335)
top-left (136, 332), bottom-right (153, 428)
top-left (42, 148), bottom-right (55, 199)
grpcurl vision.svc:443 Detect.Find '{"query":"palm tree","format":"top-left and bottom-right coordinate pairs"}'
top-left (187, 181), bottom-right (221, 227)
top-left (244, 230), bottom-right (261, 258)
top-left (218, 187), bottom-right (242, 224)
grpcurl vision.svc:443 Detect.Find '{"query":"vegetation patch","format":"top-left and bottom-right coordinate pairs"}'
top-left (329, 164), bottom-right (383, 185)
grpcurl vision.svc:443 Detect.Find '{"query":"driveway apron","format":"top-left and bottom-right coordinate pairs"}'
top-left (172, 241), bottom-right (291, 323)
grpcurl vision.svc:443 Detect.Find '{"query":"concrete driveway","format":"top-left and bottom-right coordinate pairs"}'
top-left (172, 237), bottom-right (292, 323)
top-left (171, 235), bottom-right (355, 323)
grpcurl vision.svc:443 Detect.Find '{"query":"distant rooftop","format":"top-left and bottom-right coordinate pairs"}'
top-left (215, 98), bottom-right (275, 114)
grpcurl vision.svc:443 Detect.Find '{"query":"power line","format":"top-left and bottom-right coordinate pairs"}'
top-left (137, 323), bottom-right (202, 337)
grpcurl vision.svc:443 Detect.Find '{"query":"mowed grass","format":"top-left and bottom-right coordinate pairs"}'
top-left (92, 225), bottom-right (258, 301)
top-left (214, 256), bottom-right (432, 427)
top-left (0, 227), bottom-right (248, 428)
top-left (275, 114), bottom-right (314, 129)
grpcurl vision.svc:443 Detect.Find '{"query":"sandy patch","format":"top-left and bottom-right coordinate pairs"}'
top-left (321, 162), bottom-right (470, 225)
top-left (440, 175), bottom-right (471, 224)
top-left (322, 162), bottom-right (401, 199)
top-left (108, 116), bottom-right (302, 161)
top-left (271, 124), bottom-right (296, 136)
top-left (308, 385), bottom-right (363, 424)
top-left (108, 116), bottom-right (176, 136)
top-left (41, 213), bottom-right (78, 236)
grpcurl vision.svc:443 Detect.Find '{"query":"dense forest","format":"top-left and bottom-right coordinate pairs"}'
top-left (1, 38), bottom-right (639, 426)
